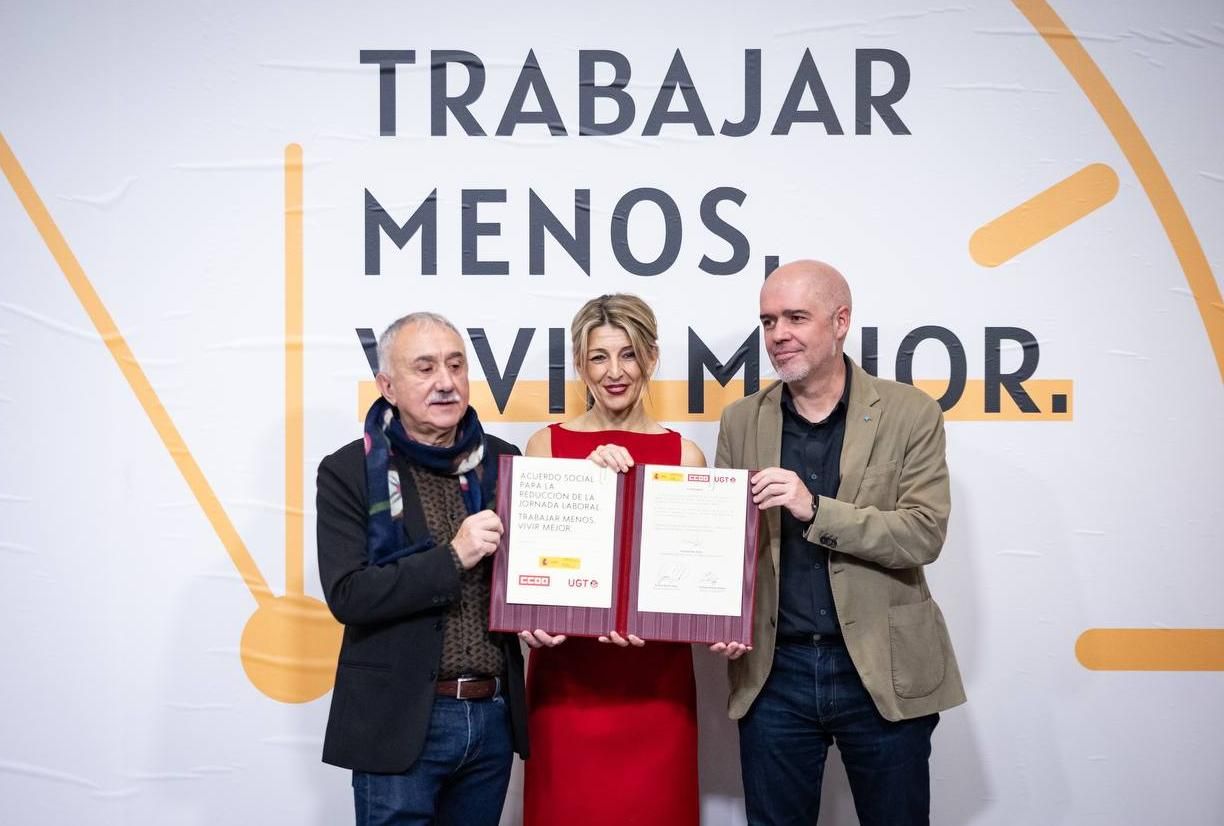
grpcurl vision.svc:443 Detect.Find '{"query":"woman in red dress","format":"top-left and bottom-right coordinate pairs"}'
top-left (519, 294), bottom-right (712, 826)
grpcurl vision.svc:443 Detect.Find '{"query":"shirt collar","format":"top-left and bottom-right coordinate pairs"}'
top-left (781, 355), bottom-right (852, 425)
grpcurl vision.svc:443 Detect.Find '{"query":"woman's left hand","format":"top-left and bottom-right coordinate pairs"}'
top-left (598, 631), bottom-right (646, 647)
top-left (709, 641), bottom-right (752, 660)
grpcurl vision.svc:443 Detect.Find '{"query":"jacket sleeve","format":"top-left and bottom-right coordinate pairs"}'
top-left (805, 397), bottom-right (951, 570)
top-left (715, 405), bottom-right (734, 470)
top-left (316, 449), bottom-right (461, 627)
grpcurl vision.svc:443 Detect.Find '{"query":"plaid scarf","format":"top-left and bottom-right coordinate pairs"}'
top-left (362, 397), bottom-right (496, 565)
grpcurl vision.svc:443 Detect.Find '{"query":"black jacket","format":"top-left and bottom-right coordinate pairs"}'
top-left (316, 435), bottom-right (527, 772)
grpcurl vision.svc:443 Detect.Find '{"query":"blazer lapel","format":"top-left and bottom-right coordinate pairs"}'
top-left (837, 360), bottom-right (881, 503)
top-left (756, 382), bottom-right (784, 572)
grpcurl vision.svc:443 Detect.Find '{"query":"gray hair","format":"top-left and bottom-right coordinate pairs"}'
top-left (376, 312), bottom-right (462, 375)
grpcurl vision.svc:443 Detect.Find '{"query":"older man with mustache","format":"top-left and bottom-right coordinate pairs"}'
top-left (316, 312), bottom-right (527, 826)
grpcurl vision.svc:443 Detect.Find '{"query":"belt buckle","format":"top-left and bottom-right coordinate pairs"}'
top-left (455, 675), bottom-right (496, 700)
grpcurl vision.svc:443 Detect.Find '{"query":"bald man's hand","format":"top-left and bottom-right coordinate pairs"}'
top-left (750, 468), bottom-right (815, 523)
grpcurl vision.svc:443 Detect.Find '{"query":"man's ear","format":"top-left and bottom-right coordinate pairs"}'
top-left (375, 372), bottom-right (396, 406)
top-left (834, 306), bottom-right (852, 340)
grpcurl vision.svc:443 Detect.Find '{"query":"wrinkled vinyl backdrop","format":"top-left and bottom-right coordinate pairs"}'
top-left (2, 1), bottom-right (1221, 824)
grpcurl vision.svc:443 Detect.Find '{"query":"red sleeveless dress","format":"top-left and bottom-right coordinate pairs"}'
top-left (523, 424), bottom-right (699, 826)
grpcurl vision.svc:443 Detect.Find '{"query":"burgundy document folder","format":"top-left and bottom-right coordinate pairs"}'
top-left (489, 455), bottom-right (761, 644)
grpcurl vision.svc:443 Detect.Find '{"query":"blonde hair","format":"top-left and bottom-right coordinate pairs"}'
top-left (571, 294), bottom-right (659, 377)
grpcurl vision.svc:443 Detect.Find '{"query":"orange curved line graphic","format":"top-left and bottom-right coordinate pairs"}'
top-left (0, 132), bottom-right (274, 608)
top-left (1013, 0), bottom-right (1223, 383)
top-left (1011, 2), bottom-right (1224, 672)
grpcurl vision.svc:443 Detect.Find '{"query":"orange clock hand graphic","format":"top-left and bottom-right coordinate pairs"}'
top-left (2, 0), bottom-right (1218, 696)
top-left (0, 136), bottom-right (341, 702)
top-left (968, 1), bottom-right (1224, 671)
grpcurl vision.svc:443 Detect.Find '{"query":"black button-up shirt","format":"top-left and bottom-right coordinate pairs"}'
top-left (777, 363), bottom-right (851, 637)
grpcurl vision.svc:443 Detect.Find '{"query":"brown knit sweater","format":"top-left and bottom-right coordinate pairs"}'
top-left (405, 464), bottom-right (505, 680)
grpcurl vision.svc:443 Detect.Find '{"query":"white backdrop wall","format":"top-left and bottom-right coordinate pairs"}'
top-left (2, 2), bottom-right (1221, 824)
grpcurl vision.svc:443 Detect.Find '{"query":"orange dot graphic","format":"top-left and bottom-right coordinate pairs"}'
top-left (240, 596), bottom-right (343, 703)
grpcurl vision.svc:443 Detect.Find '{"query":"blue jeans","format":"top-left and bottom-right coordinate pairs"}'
top-left (353, 696), bottom-right (513, 826)
top-left (739, 639), bottom-right (939, 826)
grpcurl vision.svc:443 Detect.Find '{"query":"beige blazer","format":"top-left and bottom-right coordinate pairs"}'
top-left (716, 358), bottom-right (966, 722)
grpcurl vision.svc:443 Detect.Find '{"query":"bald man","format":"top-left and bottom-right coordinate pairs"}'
top-left (715, 260), bottom-right (965, 825)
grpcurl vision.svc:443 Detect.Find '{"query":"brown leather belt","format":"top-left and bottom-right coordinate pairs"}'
top-left (435, 676), bottom-right (501, 700)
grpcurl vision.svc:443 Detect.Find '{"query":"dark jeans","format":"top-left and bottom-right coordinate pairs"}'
top-left (353, 695), bottom-right (512, 826)
top-left (739, 639), bottom-right (939, 826)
